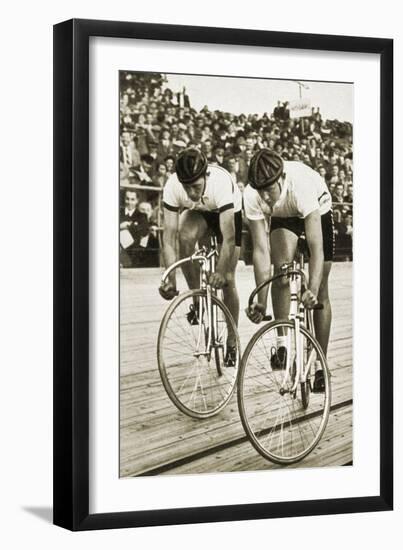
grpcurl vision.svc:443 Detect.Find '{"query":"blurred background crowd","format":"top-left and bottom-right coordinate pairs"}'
top-left (119, 72), bottom-right (353, 268)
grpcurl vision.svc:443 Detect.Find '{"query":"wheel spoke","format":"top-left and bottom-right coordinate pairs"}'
top-left (159, 291), bottom-right (239, 418)
top-left (239, 321), bottom-right (330, 463)
top-left (177, 361), bottom-right (199, 396)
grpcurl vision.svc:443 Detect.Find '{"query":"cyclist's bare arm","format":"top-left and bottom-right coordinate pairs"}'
top-left (162, 207), bottom-right (179, 286)
top-left (304, 209), bottom-right (324, 299)
top-left (249, 218), bottom-right (271, 309)
top-left (216, 208), bottom-right (236, 280)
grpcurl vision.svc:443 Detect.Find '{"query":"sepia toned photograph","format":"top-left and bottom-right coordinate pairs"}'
top-left (119, 71), bottom-right (353, 477)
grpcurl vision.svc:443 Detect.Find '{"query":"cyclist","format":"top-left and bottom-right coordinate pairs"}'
top-left (159, 148), bottom-right (242, 366)
top-left (244, 149), bottom-right (334, 392)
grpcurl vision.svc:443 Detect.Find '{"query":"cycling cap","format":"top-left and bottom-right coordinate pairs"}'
top-left (248, 149), bottom-right (284, 189)
top-left (175, 148), bottom-right (208, 184)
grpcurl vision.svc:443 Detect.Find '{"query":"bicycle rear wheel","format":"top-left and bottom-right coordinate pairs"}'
top-left (238, 320), bottom-right (331, 464)
top-left (158, 289), bottom-right (240, 419)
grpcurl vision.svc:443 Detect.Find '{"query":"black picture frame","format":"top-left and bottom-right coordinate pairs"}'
top-left (53, 18), bottom-right (393, 531)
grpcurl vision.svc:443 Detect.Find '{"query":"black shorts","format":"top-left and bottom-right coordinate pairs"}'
top-left (270, 209), bottom-right (335, 261)
top-left (199, 210), bottom-right (243, 247)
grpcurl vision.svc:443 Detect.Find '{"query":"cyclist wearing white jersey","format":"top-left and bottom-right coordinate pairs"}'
top-left (244, 149), bottom-right (334, 392)
top-left (159, 148), bottom-right (242, 366)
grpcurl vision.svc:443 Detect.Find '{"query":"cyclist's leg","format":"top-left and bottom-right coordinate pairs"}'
top-left (270, 227), bottom-right (299, 319)
top-left (314, 260), bottom-right (332, 355)
top-left (218, 210), bottom-right (242, 345)
top-left (178, 210), bottom-right (208, 289)
top-left (313, 209), bottom-right (334, 356)
top-left (222, 245), bottom-right (240, 348)
top-left (269, 227), bottom-right (298, 367)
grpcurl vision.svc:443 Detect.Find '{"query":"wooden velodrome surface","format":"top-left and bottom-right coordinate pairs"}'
top-left (120, 262), bottom-right (352, 476)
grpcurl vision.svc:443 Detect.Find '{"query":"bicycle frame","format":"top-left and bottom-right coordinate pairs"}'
top-left (284, 263), bottom-right (317, 393)
top-left (160, 237), bottom-right (220, 360)
top-left (249, 261), bottom-right (319, 394)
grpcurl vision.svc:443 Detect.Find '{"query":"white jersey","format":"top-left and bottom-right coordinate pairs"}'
top-left (163, 165), bottom-right (242, 214)
top-left (244, 161), bottom-right (331, 221)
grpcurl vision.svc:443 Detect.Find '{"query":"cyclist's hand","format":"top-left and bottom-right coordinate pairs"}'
top-left (159, 281), bottom-right (178, 301)
top-left (246, 302), bottom-right (266, 324)
top-left (209, 272), bottom-right (226, 289)
top-left (302, 289), bottom-right (318, 308)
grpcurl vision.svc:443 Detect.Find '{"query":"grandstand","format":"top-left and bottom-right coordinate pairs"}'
top-left (119, 71), bottom-right (353, 266)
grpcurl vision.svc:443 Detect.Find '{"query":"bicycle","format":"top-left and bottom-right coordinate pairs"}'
top-left (237, 241), bottom-right (331, 464)
top-left (157, 236), bottom-right (240, 419)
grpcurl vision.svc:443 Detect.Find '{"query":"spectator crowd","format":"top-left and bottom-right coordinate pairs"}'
top-left (119, 71), bottom-right (353, 267)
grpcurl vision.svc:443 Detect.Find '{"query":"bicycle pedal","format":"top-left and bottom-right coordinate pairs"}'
top-left (270, 346), bottom-right (287, 370)
top-left (186, 305), bottom-right (199, 325)
top-left (312, 370), bottom-right (325, 393)
top-left (224, 347), bottom-right (237, 368)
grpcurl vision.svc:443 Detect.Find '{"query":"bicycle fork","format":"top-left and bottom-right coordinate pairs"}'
top-left (280, 271), bottom-right (304, 394)
top-left (193, 257), bottom-right (218, 360)
top-left (193, 258), bottom-right (210, 357)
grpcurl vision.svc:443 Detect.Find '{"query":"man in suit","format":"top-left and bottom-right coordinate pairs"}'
top-left (120, 189), bottom-right (150, 267)
top-left (120, 130), bottom-right (140, 170)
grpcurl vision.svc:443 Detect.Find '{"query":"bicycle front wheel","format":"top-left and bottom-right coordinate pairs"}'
top-left (157, 289), bottom-right (240, 419)
top-left (238, 320), bottom-right (331, 464)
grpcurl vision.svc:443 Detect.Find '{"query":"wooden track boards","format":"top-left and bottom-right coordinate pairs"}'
top-left (120, 262), bottom-right (353, 476)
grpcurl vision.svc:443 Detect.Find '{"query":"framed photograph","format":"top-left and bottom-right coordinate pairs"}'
top-left (53, 19), bottom-right (393, 530)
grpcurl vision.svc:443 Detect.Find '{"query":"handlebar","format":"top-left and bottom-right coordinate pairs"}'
top-left (310, 303), bottom-right (324, 310)
top-left (161, 253), bottom-right (208, 286)
top-left (160, 246), bottom-right (218, 286)
top-left (248, 267), bottom-right (307, 308)
top-left (300, 283), bottom-right (324, 310)
top-left (248, 266), bottom-right (323, 310)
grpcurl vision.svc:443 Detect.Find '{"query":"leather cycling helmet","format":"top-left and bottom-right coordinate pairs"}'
top-left (175, 148), bottom-right (208, 185)
top-left (248, 148), bottom-right (284, 189)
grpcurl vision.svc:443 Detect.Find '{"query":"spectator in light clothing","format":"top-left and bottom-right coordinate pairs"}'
top-left (344, 183), bottom-right (353, 204)
top-left (135, 154), bottom-right (154, 184)
top-left (120, 190), bottom-right (150, 267)
top-left (120, 131), bottom-right (140, 169)
top-left (152, 162), bottom-right (169, 189)
top-left (211, 146), bottom-right (225, 167)
top-left (332, 183), bottom-right (346, 204)
top-left (164, 155), bottom-right (175, 175)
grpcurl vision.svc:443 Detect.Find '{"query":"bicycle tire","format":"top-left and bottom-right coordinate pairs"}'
top-left (158, 289), bottom-right (240, 419)
top-left (300, 379), bottom-right (311, 410)
top-left (238, 320), bottom-right (331, 464)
